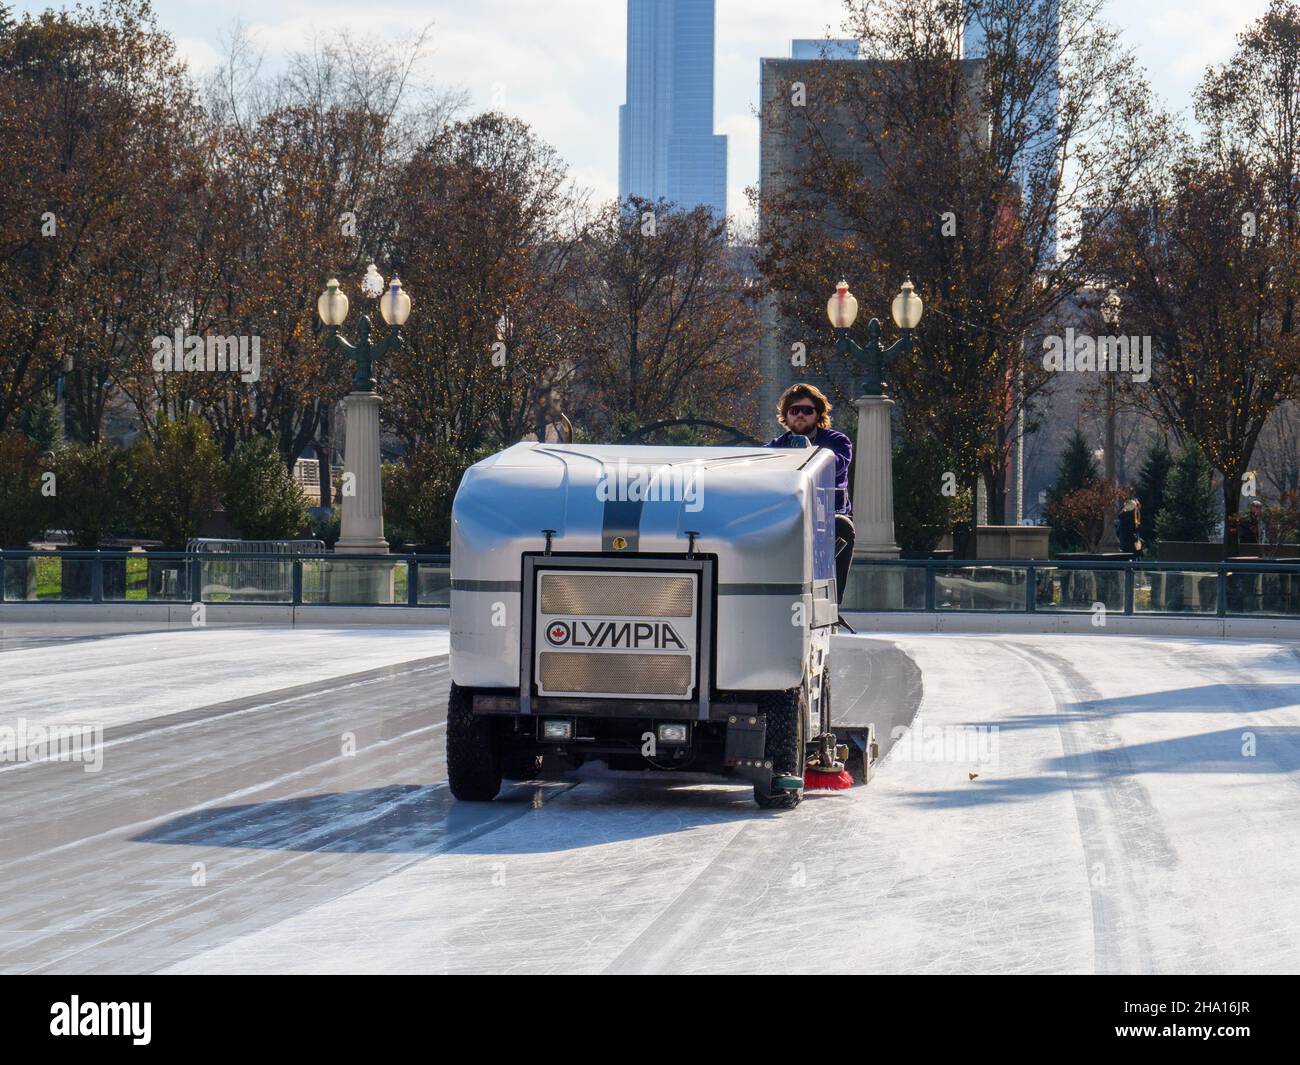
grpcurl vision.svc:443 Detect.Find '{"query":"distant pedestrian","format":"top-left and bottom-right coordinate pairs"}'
top-left (1238, 498), bottom-right (1264, 545)
top-left (1115, 498), bottom-right (1143, 560)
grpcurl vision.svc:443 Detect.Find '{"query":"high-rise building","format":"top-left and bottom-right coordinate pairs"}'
top-left (790, 39), bottom-right (860, 60)
top-left (618, 0), bottom-right (727, 217)
top-left (757, 46), bottom-right (887, 424)
top-left (757, 44), bottom-right (1006, 505)
top-left (963, 2), bottom-right (1059, 259)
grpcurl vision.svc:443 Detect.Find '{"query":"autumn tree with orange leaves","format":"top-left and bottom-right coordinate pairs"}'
top-left (0, 0), bottom-right (198, 443)
top-left (1097, 0), bottom-right (1300, 533)
top-left (753, 0), bottom-right (1168, 537)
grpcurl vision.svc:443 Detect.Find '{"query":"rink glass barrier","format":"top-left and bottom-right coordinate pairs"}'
top-left (2, 551), bottom-right (1300, 619)
top-left (841, 558), bottom-right (1300, 618)
top-left (0, 550), bottom-right (449, 607)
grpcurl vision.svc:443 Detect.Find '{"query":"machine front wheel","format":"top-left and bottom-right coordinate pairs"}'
top-left (446, 682), bottom-right (502, 801)
top-left (754, 684), bottom-right (806, 809)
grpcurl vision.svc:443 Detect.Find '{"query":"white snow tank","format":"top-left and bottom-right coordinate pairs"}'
top-left (449, 442), bottom-right (839, 702)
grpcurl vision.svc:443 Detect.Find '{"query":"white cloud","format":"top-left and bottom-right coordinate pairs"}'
top-left (173, 34), bottom-right (225, 75)
top-left (1141, 0), bottom-right (1270, 92)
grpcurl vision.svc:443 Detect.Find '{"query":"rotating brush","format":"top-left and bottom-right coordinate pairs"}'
top-left (803, 766), bottom-right (854, 790)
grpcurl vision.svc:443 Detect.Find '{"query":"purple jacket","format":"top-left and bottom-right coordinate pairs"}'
top-left (764, 427), bottom-right (854, 515)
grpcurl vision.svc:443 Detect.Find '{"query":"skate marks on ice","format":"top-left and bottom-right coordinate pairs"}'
top-left (1001, 643), bottom-right (1183, 975)
top-left (161, 638), bottom-right (926, 974)
top-left (0, 656), bottom-right (478, 974)
top-left (999, 638), bottom-right (1300, 974)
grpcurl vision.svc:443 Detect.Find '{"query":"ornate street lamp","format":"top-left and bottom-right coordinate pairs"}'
top-left (315, 268), bottom-right (413, 568)
top-left (827, 279), bottom-right (923, 565)
top-left (829, 279), bottom-right (923, 397)
top-left (1099, 289), bottom-right (1121, 547)
top-left (318, 269), bottom-right (410, 392)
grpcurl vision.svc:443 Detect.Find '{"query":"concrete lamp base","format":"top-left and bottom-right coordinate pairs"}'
top-left (852, 394), bottom-right (900, 560)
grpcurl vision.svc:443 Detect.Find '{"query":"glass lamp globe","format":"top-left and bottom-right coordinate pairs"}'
top-left (827, 280), bottom-right (859, 329)
top-left (379, 278), bottom-right (412, 327)
top-left (317, 279), bottom-right (348, 327)
top-left (891, 280), bottom-right (923, 330)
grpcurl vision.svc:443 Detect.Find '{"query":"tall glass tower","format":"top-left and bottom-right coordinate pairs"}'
top-left (964, 1), bottom-right (1059, 258)
top-left (618, 0), bottom-right (728, 217)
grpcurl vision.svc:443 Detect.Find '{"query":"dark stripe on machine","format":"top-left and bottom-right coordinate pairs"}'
top-left (450, 579), bottom-right (522, 592)
top-left (718, 582), bottom-right (812, 596)
top-left (601, 498), bottom-right (643, 551)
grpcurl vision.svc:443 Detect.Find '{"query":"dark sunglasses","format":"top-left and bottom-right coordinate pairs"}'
top-left (786, 404), bottom-right (817, 416)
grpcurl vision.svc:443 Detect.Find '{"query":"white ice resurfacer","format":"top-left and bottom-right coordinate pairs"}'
top-left (446, 442), bottom-right (878, 808)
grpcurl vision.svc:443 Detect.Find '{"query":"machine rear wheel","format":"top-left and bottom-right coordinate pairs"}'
top-left (754, 684), bottom-right (806, 809)
top-left (446, 682), bottom-right (502, 801)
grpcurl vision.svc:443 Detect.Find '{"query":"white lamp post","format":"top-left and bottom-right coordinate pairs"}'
top-left (317, 270), bottom-right (412, 565)
top-left (831, 280), bottom-right (924, 565)
top-left (1100, 289), bottom-right (1120, 547)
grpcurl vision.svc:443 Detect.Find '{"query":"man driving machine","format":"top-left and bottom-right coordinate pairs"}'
top-left (764, 383), bottom-right (854, 606)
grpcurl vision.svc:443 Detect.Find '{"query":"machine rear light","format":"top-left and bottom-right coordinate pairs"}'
top-left (657, 723), bottom-right (689, 745)
top-left (541, 719), bottom-right (574, 741)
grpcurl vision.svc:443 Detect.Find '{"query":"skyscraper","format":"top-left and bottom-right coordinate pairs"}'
top-left (964, 1), bottom-right (1059, 259)
top-left (618, 0), bottom-right (727, 217)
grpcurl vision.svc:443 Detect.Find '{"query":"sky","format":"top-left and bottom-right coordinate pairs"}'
top-left (12, 0), bottom-right (1274, 229)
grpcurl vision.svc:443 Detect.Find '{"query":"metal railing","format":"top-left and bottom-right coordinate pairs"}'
top-left (844, 558), bottom-right (1300, 619)
top-left (187, 539), bottom-right (329, 603)
top-left (0, 549), bottom-right (451, 608)
top-left (2, 551), bottom-right (1299, 620)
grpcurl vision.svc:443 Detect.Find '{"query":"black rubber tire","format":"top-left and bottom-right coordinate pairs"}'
top-left (446, 682), bottom-right (502, 801)
top-left (501, 751), bottom-right (543, 781)
top-left (754, 685), bottom-right (806, 809)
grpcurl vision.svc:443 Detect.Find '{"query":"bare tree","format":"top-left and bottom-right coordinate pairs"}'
top-left (753, 0), bottom-right (1171, 534)
top-left (1100, 1), bottom-right (1300, 528)
top-left (383, 112), bottom-right (587, 454)
top-left (570, 197), bottom-right (761, 438)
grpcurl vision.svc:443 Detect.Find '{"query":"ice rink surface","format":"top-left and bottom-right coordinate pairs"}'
top-left (2, 622), bottom-right (1299, 974)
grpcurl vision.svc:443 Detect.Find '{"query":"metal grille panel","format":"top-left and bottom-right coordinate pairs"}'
top-left (539, 652), bottom-right (692, 696)
top-left (540, 573), bottom-right (693, 617)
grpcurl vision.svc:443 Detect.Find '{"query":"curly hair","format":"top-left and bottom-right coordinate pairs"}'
top-left (776, 383), bottom-right (833, 431)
